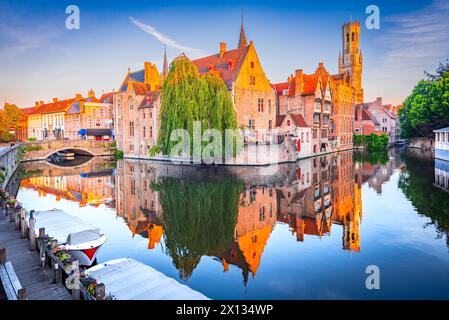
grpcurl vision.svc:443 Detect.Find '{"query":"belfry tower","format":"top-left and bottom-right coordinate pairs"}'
top-left (339, 21), bottom-right (364, 104)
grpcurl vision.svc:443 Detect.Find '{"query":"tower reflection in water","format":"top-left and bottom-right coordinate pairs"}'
top-left (18, 151), bottom-right (405, 285)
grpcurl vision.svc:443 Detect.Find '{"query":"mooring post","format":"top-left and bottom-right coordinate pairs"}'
top-left (18, 288), bottom-right (27, 300)
top-left (29, 211), bottom-right (36, 251)
top-left (71, 260), bottom-right (80, 300)
top-left (20, 210), bottom-right (27, 239)
top-left (9, 208), bottom-right (14, 222)
top-left (38, 228), bottom-right (46, 267)
top-left (15, 210), bottom-right (20, 230)
top-left (95, 283), bottom-right (106, 300)
top-left (0, 247), bottom-right (5, 264)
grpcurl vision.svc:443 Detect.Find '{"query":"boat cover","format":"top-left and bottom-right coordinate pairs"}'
top-left (86, 258), bottom-right (209, 300)
top-left (27, 209), bottom-right (101, 244)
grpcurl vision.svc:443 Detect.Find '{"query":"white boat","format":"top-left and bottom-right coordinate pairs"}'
top-left (26, 209), bottom-right (106, 266)
top-left (85, 258), bottom-right (209, 300)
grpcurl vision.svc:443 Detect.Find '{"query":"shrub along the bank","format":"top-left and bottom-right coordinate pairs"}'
top-left (353, 133), bottom-right (389, 151)
top-left (113, 149), bottom-right (124, 159)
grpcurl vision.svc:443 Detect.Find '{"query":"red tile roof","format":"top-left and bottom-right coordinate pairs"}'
top-left (31, 98), bottom-right (77, 115)
top-left (302, 74), bottom-right (320, 95)
top-left (273, 82), bottom-right (289, 96)
top-left (99, 92), bottom-right (114, 104)
top-left (290, 114), bottom-right (308, 127)
top-left (128, 81), bottom-right (148, 96)
top-left (276, 115), bottom-right (286, 127)
top-left (20, 107), bottom-right (35, 116)
top-left (139, 91), bottom-right (161, 108)
top-left (191, 45), bottom-right (250, 89)
top-left (276, 114), bottom-right (309, 128)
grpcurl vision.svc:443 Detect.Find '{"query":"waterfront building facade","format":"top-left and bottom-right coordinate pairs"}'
top-left (435, 127), bottom-right (449, 162)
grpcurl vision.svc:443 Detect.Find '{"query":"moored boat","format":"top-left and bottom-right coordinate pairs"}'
top-left (26, 209), bottom-right (106, 266)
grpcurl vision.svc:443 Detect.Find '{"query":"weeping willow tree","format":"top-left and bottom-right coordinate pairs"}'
top-left (155, 55), bottom-right (239, 160)
top-left (156, 177), bottom-right (243, 280)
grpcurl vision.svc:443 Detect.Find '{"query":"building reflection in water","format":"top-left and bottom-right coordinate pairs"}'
top-left (114, 151), bottom-right (369, 284)
top-left (19, 151), bottom-right (403, 285)
top-left (19, 157), bottom-right (115, 207)
top-left (435, 159), bottom-right (449, 193)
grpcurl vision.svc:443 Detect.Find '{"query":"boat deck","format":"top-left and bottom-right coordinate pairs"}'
top-left (0, 209), bottom-right (71, 300)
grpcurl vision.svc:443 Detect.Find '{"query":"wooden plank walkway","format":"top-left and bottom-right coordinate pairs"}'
top-left (0, 210), bottom-right (71, 300)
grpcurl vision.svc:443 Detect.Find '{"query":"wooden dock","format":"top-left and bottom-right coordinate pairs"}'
top-left (0, 209), bottom-right (71, 300)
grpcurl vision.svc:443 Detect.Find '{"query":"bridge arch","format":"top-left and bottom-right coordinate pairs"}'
top-left (45, 147), bottom-right (95, 159)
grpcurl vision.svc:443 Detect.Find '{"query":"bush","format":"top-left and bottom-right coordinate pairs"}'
top-left (114, 149), bottom-right (124, 159)
top-left (27, 137), bottom-right (37, 142)
top-left (108, 141), bottom-right (117, 148)
top-left (353, 133), bottom-right (389, 151)
top-left (24, 145), bottom-right (42, 152)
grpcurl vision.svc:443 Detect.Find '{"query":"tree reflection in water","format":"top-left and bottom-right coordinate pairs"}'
top-left (156, 177), bottom-right (244, 280)
top-left (398, 149), bottom-right (449, 246)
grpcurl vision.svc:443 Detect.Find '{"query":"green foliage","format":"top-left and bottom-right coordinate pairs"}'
top-left (0, 104), bottom-right (23, 142)
top-left (353, 151), bottom-right (389, 165)
top-left (157, 56), bottom-right (238, 160)
top-left (399, 62), bottom-right (449, 138)
top-left (24, 145), bottom-right (42, 152)
top-left (108, 141), bottom-right (116, 148)
top-left (149, 145), bottom-right (161, 157)
top-left (398, 150), bottom-right (449, 235)
top-left (27, 137), bottom-right (37, 142)
top-left (157, 176), bottom-right (244, 279)
top-left (353, 133), bottom-right (389, 150)
top-left (113, 149), bottom-right (124, 159)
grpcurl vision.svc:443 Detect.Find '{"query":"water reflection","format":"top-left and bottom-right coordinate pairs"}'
top-left (15, 149), bottom-right (449, 298)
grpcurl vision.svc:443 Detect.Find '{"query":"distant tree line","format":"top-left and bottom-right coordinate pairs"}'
top-left (399, 61), bottom-right (449, 139)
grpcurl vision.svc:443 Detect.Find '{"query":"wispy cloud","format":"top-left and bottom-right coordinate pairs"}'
top-left (378, 0), bottom-right (449, 73)
top-left (0, 24), bottom-right (60, 58)
top-left (129, 16), bottom-right (201, 53)
top-left (365, 0), bottom-right (449, 104)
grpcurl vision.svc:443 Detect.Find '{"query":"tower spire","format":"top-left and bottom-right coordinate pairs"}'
top-left (162, 44), bottom-right (168, 77)
top-left (238, 9), bottom-right (248, 48)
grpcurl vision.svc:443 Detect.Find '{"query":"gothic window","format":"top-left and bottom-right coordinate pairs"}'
top-left (313, 113), bottom-right (320, 124)
top-left (352, 32), bottom-right (355, 41)
top-left (150, 126), bottom-right (153, 138)
top-left (287, 120), bottom-right (291, 126)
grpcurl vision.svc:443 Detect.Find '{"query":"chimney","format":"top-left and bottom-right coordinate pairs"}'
top-left (295, 69), bottom-right (304, 94)
top-left (376, 97), bottom-right (382, 105)
top-left (39, 101), bottom-right (44, 106)
top-left (53, 97), bottom-right (58, 103)
top-left (34, 101), bottom-right (39, 108)
top-left (220, 42), bottom-right (227, 58)
top-left (76, 93), bottom-right (82, 100)
top-left (318, 62), bottom-right (324, 68)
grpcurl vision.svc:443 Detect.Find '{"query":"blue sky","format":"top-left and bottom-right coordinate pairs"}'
top-left (0, 0), bottom-right (448, 107)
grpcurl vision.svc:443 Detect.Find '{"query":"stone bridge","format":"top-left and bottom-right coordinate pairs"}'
top-left (21, 140), bottom-right (114, 161)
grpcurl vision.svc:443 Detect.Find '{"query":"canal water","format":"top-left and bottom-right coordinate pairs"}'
top-left (15, 149), bottom-right (449, 299)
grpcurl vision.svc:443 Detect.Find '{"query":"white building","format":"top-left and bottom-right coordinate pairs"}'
top-left (434, 127), bottom-right (449, 162)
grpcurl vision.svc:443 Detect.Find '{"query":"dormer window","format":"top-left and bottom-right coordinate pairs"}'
top-left (250, 61), bottom-right (255, 68)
